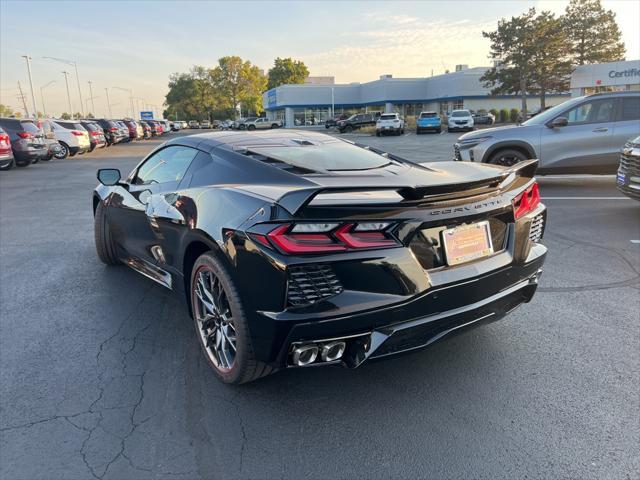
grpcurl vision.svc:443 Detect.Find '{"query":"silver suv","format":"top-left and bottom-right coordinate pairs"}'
top-left (454, 92), bottom-right (640, 173)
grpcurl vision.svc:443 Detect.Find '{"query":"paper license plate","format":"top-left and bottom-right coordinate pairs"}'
top-left (442, 221), bottom-right (494, 266)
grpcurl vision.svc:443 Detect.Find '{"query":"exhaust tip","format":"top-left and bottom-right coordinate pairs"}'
top-left (320, 341), bottom-right (346, 362)
top-left (291, 344), bottom-right (318, 366)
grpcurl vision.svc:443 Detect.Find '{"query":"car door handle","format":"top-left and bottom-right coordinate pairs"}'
top-left (592, 127), bottom-right (608, 132)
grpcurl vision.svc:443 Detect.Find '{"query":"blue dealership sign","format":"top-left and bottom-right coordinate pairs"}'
top-left (140, 111), bottom-right (154, 120)
top-left (267, 89), bottom-right (277, 108)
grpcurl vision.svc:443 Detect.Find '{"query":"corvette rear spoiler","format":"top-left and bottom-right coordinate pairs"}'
top-left (272, 159), bottom-right (539, 215)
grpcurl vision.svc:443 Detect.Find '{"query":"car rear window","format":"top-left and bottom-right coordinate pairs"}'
top-left (20, 121), bottom-right (41, 133)
top-left (57, 121), bottom-right (84, 130)
top-left (379, 114), bottom-right (397, 120)
top-left (420, 112), bottom-right (438, 118)
top-left (247, 141), bottom-right (391, 172)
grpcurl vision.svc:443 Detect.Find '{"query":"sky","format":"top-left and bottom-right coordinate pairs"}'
top-left (1, 0), bottom-right (638, 118)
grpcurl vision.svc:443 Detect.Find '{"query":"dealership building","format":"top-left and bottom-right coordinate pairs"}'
top-left (263, 59), bottom-right (639, 127)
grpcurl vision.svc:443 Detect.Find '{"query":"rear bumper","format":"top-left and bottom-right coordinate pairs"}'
top-left (251, 242), bottom-right (547, 368)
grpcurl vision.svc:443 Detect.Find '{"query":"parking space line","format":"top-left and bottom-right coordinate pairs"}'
top-left (631, 240), bottom-right (640, 244)
top-left (541, 197), bottom-right (630, 200)
top-left (540, 174), bottom-right (616, 179)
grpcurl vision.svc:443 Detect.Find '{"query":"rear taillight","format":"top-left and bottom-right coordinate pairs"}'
top-left (109, 127), bottom-right (118, 132)
top-left (261, 222), bottom-right (398, 255)
top-left (17, 132), bottom-right (33, 139)
top-left (90, 131), bottom-right (100, 137)
top-left (0, 133), bottom-right (10, 142)
top-left (513, 182), bottom-right (540, 219)
top-left (71, 130), bottom-right (84, 136)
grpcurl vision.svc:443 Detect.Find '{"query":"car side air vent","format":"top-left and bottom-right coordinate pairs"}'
top-left (286, 264), bottom-right (343, 307)
top-left (529, 213), bottom-right (545, 243)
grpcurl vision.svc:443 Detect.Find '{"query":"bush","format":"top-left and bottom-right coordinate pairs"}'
top-left (510, 108), bottom-right (520, 123)
top-left (499, 109), bottom-right (509, 123)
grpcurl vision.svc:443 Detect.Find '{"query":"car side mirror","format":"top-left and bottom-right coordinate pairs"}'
top-left (97, 169), bottom-right (121, 186)
top-left (549, 117), bottom-right (568, 128)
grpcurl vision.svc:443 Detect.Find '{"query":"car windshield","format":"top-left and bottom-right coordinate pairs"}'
top-left (379, 114), bottom-right (397, 120)
top-left (451, 111), bottom-right (470, 117)
top-left (420, 112), bottom-right (437, 118)
top-left (248, 141), bottom-right (391, 172)
top-left (522, 98), bottom-right (579, 126)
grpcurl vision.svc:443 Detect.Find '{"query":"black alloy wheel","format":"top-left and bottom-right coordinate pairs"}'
top-left (190, 252), bottom-right (274, 384)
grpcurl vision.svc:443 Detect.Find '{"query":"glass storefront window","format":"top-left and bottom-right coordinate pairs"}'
top-left (293, 108), bottom-right (332, 126)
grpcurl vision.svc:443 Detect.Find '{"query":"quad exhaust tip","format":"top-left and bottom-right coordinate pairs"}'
top-left (291, 340), bottom-right (347, 366)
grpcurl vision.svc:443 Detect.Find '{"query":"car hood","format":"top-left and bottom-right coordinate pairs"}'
top-left (457, 124), bottom-right (539, 141)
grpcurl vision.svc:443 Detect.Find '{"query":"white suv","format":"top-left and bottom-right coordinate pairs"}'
top-left (376, 113), bottom-right (405, 136)
top-left (447, 110), bottom-right (474, 132)
top-left (51, 120), bottom-right (90, 159)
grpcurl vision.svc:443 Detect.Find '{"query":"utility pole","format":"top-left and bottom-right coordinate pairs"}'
top-left (61, 71), bottom-right (73, 115)
top-left (21, 55), bottom-right (38, 117)
top-left (87, 81), bottom-right (96, 116)
top-left (17, 81), bottom-right (29, 117)
top-left (104, 88), bottom-right (112, 118)
top-left (43, 56), bottom-right (84, 117)
top-left (40, 81), bottom-right (56, 118)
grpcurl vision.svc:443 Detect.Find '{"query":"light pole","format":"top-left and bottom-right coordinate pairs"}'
top-left (85, 96), bottom-right (100, 116)
top-left (331, 87), bottom-right (335, 118)
top-left (21, 55), bottom-right (38, 117)
top-left (113, 87), bottom-right (135, 119)
top-left (43, 56), bottom-right (84, 117)
top-left (40, 80), bottom-right (56, 117)
top-left (61, 71), bottom-right (73, 116)
top-left (87, 81), bottom-right (96, 116)
top-left (104, 88), bottom-right (112, 118)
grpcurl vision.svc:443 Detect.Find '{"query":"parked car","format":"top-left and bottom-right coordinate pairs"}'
top-left (51, 120), bottom-right (90, 159)
top-left (92, 130), bottom-right (547, 384)
top-left (80, 120), bottom-right (107, 151)
top-left (617, 135), bottom-right (640, 200)
top-left (375, 113), bottom-right (404, 136)
top-left (39, 119), bottom-right (62, 160)
top-left (171, 121), bottom-right (182, 132)
top-left (237, 117), bottom-right (257, 130)
top-left (93, 119), bottom-right (124, 145)
top-left (161, 120), bottom-right (172, 133)
top-left (454, 92), bottom-right (640, 173)
top-left (0, 118), bottom-right (48, 166)
top-left (180, 121), bottom-right (188, 129)
top-left (447, 110), bottom-right (474, 132)
top-left (336, 113), bottom-right (377, 133)
top-left (139, 121), bottom-right (153, 139)
top-left (146, 120), bottom-right (163, 136)
top-left (200, 120), bottom-right (211, 129)
top-left (472, 110), bottom-right (495, 125)
top-left (325, 114), bottom-right (349, 129)
top-left (244, 117), bottom-right (282, 130)
top-left (122, 120), bottom-right (143, 141)
top-left (416, 111), bottom-right (442, 134)
top-left (189, 120), bottom-right (200, 129)
top-left (0, 125), bottom-right (14, 170)
top-left (219, 120), bottom-right (234, 130)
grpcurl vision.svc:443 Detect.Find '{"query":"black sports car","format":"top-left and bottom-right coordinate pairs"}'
top-left (93, 130), bottom-right (547, 384)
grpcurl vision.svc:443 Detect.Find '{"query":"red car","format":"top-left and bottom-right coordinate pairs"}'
top-left (0, 125), bottom-right (14, 170)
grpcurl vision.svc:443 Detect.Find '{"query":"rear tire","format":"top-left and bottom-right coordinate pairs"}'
top-left (247, 125), bottom-right (255, 131)
top-left (344, 125), bottom-right (353, 133)
top-left (487, 148), bottom-right (528, 167)
top-left (190, 252), bottom-right (275, 384)
top-left (94, 201), bottom-right (120, 265)
top-left (0, 158), bottom-right (15, 170)
top-left (55, 142), bottom-right (69, 159)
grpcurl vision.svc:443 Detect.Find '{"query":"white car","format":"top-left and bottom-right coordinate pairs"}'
top-left (447, 109), bottom-right (474, 132)
top-left (375, 113), bottom-right (405, 136)
top-left (51, 120), bottom-right (90, 159)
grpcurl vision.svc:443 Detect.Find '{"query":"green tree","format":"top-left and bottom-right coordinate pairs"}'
top-left (563, 0), bottom-right (625, 65)
top-left (72, 112), bottom-right (82, 119)
top-left (212, 56), bottom-right (267, 118)
top-left (0, 104), bottom-right (14, 117)
top-left (86, 112), bottom-right (95, 119)
top-left (267, 57), bottom-right (309, 89)
top-left (60, 112), bottom-right (71, 120)
top-left (529, 11), bottom-right (572, 109)
top-left (481, 8), bottom-right (538, 115)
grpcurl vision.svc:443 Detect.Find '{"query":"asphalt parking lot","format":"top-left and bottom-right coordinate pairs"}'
top-left (1, 130), bottom-right (639, 480)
